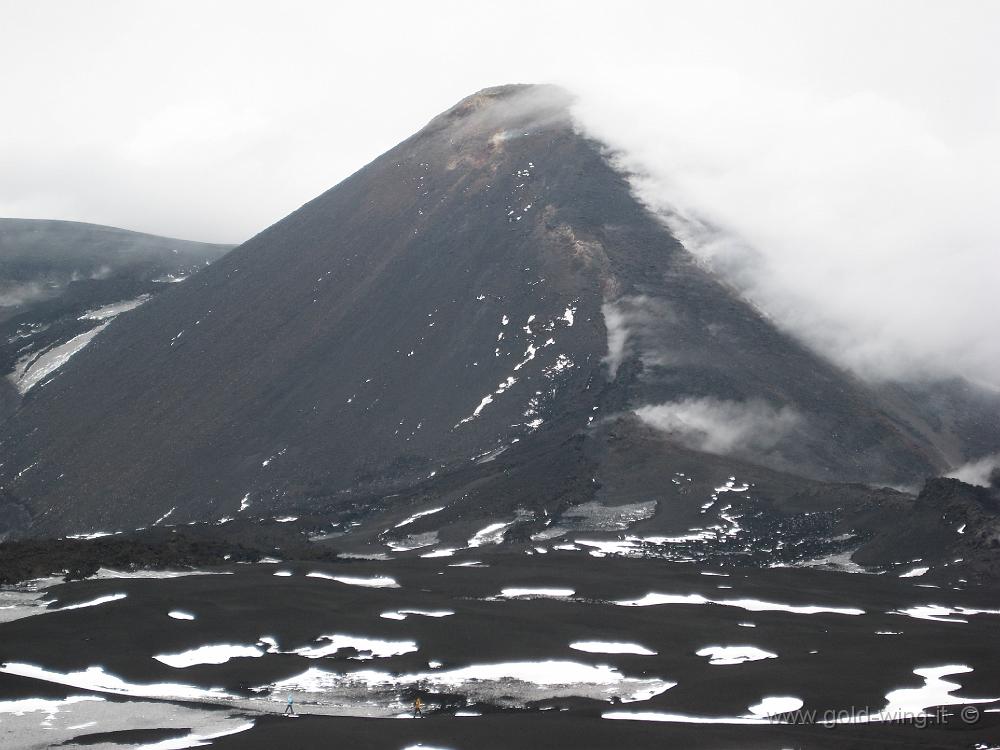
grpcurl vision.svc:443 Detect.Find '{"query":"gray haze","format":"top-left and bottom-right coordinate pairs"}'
top-left (2, 1), bottom-right (998, 386)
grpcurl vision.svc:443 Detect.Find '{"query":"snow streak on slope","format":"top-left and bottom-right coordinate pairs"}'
top-left (11, 323), bottom-right (112, 394)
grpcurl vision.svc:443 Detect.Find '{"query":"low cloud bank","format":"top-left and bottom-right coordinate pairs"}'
top-left (0, 281), bottom-right (51, 309)
top-left (570, 55), bottom-right (1000, 389)
top-left (634, 397), bottom-right (801, 457)
top-left (947, 455), bottom-right (1000, 489)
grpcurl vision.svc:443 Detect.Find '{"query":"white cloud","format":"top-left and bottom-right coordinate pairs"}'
top-left (947, 454), bottom-right (1000, 488)
top-left (634, 397), bottom-right (802, 456)
top-left (572, 70), bottom-right (1000, 387)
top-left (601, 296), bottom-right (675, 378)
top-left (602, 302), bottom-right (629, 379)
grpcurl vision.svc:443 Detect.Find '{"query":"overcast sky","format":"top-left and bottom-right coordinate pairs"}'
top-left (1, 1), bottom-right (998, 386)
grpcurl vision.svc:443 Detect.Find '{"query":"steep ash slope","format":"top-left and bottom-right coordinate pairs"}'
top-left (0, 86), bottom-right (968, 536)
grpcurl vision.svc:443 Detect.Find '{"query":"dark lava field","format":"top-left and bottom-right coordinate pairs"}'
top-left (2, 545), bottom-right (1000, 749)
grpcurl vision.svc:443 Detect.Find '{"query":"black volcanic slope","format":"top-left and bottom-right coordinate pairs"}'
top-left (0, 85), bottom-right (993, 537)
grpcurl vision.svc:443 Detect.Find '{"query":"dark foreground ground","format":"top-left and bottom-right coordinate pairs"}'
top-left (209, 709), bottom-right (1000, 750)
top-left (1, 551), bottom-right (999, 749)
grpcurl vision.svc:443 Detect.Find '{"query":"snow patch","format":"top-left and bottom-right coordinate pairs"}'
top-left (380, 609), bottom-right (454, 620)
top-left (498, 587), bottom-right (574, 599)
top-left (468, 521), bottom-right (515, 548)
top-left (55, 593), bottom-right (127, 611)
top-left (0, 695), bottom-right (104, 717)
top-left (616, 593), bottom-right (864, 616)
top-left (847, 665), bottom-right (996, 722)
top-left (138, 720), bottom-right (255, 749)
top-left (696, 645), bottom-right (777, 665)
top-left (293, 634), bottom-right (418, 660)
top-left (306, 573), bottom-right (400, 588)
top-left (395, 507), bottom-right (445, 528)
top-left (571, 641), bottom-right (656, 656)
top-left (154, 644), bottom-right (265, 668)
top-left (12, 323), bottom-right (112, 393)
top-left (78, 295), bottom-right (150, 321)
top-left (420, 548), bottom-right (457, 558)
top-left (604, 696), bottom-right (803, 725)
top-left (266, 660), bottom-right (674, 705)
top-left (153, 507), bottom-right (176, 526)
top-left (0, 663), bottom-right (235, 701)
top-left (890, 604), bottom-right (1000, 623)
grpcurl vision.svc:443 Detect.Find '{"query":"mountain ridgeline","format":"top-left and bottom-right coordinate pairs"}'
top-left (0, 218), bottom-right (231, 427)
top-left (0, 218), bottom-right (231, 320)
top-left (1, 85), bottom-right (997, 539)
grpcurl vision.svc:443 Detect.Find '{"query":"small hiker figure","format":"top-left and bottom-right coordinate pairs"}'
top-left (284, 693), bottom-right (295, 715)
top-left (413, 696), bottom-right (424, 718)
